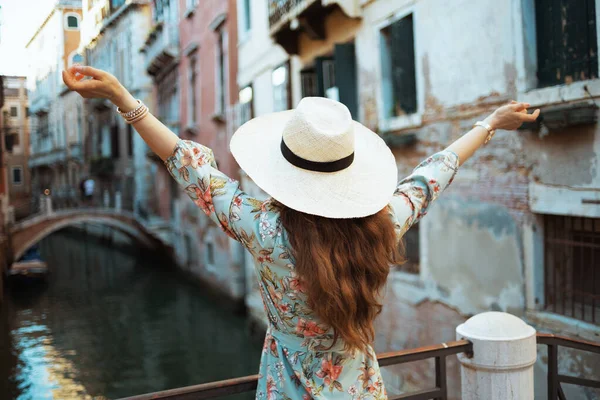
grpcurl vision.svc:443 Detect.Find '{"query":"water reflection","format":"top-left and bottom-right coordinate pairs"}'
top-left (1, 227), bottom-right (262, 400)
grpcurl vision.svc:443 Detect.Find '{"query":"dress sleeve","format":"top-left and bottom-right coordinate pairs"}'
top-left (389, 150), bottom-right (459, 238)
top-left (164, 140), bottom-right (266, 248)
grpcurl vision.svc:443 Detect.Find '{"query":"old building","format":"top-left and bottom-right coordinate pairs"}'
top-left (140, 0), bottom-right (180, 222)
top-left (81, 0), bottom-right (153, 212)
top-left (171, 0), bottom-right (243, 302)
top-left (26, 0), bottom-right (85, 208)
top-left (1, 76), bottom-right (31, 220)
top-left (245, 0), bottom-right (600, 398)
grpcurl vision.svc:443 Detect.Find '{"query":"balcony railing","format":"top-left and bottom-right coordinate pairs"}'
top-left (141, 21), bottom-right (179, 77)
top-left (268, 0), bottom-right (317, 30)
top-left (119, 340), bottom-right (473, 400)
top-left (117, 333), bottom-right (600, 400)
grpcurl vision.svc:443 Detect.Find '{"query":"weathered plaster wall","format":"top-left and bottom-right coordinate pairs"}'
top-left (236, 0), bottom-right (600, 398)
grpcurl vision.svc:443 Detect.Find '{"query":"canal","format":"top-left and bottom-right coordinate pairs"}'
top-left (0, 227), bottom-right (262, 400)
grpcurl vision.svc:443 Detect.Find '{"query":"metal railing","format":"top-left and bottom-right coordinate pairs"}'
top-left (268, 0), bottom-right (316, 27)
top-left (537, 333), bottom-right (600, 400)
top-left (118, 333), bottom-right (600, 400)
top-left (120, 340), bottom-right (473, 400)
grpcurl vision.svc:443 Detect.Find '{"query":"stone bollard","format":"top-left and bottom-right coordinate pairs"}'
top-left (456, 312), bottom-right (537, 400)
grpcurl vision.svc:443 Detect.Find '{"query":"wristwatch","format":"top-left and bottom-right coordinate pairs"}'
top-left (474, 121), bottom-right (496, 144)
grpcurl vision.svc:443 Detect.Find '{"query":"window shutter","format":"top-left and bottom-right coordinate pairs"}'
top-left (334, 42), bottom-right (358, 119)
top-left (390, 14), bottom-right (417, 115)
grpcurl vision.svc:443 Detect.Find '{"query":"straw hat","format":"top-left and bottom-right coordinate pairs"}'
top-left (230, 97), bottom-right (398, 219)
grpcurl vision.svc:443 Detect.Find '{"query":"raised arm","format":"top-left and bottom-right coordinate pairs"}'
top-left (62, 66), bottom-right (178, 160)
top-left (390, 101), bottom-right (540, 238)
top-left (447, 101), bottom-right (540, 166)
top-left (62, 66), bottom-right (266, 248)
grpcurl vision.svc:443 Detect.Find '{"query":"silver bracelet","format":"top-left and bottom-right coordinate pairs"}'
top-left (474, 121), bottom-right (496, 144)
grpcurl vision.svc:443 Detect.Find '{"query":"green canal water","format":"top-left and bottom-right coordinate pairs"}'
top-left (0, 228), bottom-right (262, 400)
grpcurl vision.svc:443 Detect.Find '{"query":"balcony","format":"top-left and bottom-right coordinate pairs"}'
top-left (30, 93), bottom-right (51, 115)
top-left (141, 21), bottom-right (179, 78)
top-left (268, 0), bottom-right (361, 54)
top-left (29, 148), bottom-right (68, 169)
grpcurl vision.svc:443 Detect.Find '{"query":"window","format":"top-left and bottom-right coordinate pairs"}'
top-left (12, 167), bottom-right (22, 185)
top-left (206, 241), bottom-right (215, 266)
top-left (301, 68), bottom-right (318, 98)
top-left (239, 0), bottom-right (251, 36)
top-left (273, 63), bottom-right (291, 112)
top-left (380, 13), bottom-right (417, 118)
top-left (110, 0), bottom-right (126, 10)
top-left (239, 85), bottom-right (253, 123)
top-left (300, 46), bottom-right (358, 117)
top-left (188, 54), bottom-right (198, 126)
top-left (127, 124), bottom-right (134, 156)
top-left (186, 0), bottom-right (199, 12)
top-left (544, 215), bottom-right (600, 323)
top-left (38, 114), bottom-right (49, 136)
top-left (10, 106), bottom-right (17, 117)
top-left (215, 27), bottom-right (228, 116)
top-left (399, 222), bottom-right (420, 274)
top-left (26, 107), bottom-right (30, 117)
top-left (64, 13), bottom-right (80, 30)
top-left (69, 52), bottom-right (84, 67)
top-left (111, 125), bottom-right (120, 158)
top-left (535, 0), bottom-right (598, 87)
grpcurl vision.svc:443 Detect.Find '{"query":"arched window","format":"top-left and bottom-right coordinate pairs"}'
top-left (64, 13), bottom-right (80, 30)
top-left (69, 51), bottom-right (84, 67)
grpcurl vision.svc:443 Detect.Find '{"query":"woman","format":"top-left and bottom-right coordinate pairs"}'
top-left (63, 66), bottom-right (539, 399)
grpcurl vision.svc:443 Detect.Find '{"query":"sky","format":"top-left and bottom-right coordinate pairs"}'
top-left (0, 0), bottom-right (56, 76)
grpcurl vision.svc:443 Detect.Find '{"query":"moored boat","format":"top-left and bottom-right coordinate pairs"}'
top-left (8, 246), bottom-right (49, 282)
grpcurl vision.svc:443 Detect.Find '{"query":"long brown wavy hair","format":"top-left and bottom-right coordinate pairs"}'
top-left (278, 202), bottom-right (403, 353)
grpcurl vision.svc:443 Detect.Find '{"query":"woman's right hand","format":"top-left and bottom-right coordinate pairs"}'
top-left (62, 66), bottom-right (138, 112)
top-left (485, 101), bottom-right (540, 131)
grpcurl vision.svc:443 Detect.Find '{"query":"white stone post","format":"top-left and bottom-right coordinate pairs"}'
top-left (456, 312), bottom-right (537, 400)
top-left (115, 191), bottom-right (122, 212)
top-left (46, 196), bottom-right (53, 215)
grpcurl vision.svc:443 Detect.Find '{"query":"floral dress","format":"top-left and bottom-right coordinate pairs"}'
top-left (165, 140), bottom-right (459, 400)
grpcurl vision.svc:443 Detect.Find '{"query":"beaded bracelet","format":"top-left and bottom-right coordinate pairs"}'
top-left (116, 99), bottom-right (150, 124)
top-left (125, 106), bottom-right (149, 125)
top-left (116, 99), bottom-right (144, 118)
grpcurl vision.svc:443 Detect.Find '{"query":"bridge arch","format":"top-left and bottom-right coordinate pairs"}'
top-left (8, 209), bottom-right (168, 263)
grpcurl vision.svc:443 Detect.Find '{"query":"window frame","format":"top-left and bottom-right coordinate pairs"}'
top-left (238, 0), bottom-right (252, 40)
top-left (272, 61), bottom-right (292, 112)
top-left (187, 52), bottom-right (199, 128)
top-left (376, 7), bottom-right (423, 133)
top-left (68, 50), bottom-right (85, 68)
top-left (10, 106), bottom-right (18, 117)
top-left (64, 12), bottom-right (81, 31)
top-left (11, 166), bottom-right (23, 185)
top-left (214, 25), bottom-right (228, 118)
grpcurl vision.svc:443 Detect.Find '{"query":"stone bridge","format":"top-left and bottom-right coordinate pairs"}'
top-left (4, 208), bottom-right (170, 265)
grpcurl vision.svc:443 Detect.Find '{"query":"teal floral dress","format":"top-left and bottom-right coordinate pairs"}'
top-left (165, 140), bottom-right (459, 400)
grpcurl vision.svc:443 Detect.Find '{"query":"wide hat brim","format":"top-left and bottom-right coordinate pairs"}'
top-left (230, 110), bottom-right (398, 219)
